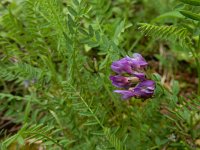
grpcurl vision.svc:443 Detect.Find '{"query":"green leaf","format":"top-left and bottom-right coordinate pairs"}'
top-left (91, 131), bottom-right (104, 136)
top-left (95, 31), bottom-right (100, 41)
top-left (63, 32), bottom-right (73, 51)
top-left (88, 25), bottom-right (94, 37)
top-left (99, 55), bottom-right (109, 70)
top-left (17, 136), bottom-right (24, 145)
top-left (180, 10), bottom-right (200, 21)
top-left (67, 6), bottom-right (77, 16)
top-left (113, 20), bottom-right (125, 44)
top-left (73, 0), bottom-right (79, 6)
top-left (68, 14), bottom-right (75, 26)
top-left (155, 137), bottom-right (161, 146)
top-left (79, 112), bottom-right (93, 117)
top-left (151, 11), bottom-right (184, 23)
top-left (78, 28), bottom-right (88, 35)
top-left (152, 73), bottom-right (161, 82)
top-left (67, 14), bottom-right (75, 33)
top-left (84, 121), bottom-right (99, 126)
top-left (87, 41), bottom-right (99, 47)
top-left (178, 0), bottom-right (200, 6)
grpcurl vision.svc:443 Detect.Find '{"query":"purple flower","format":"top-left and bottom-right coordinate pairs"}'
top-left (110, 53), bottom-right (155, 100)
top-left (110, 75), bottom-right (140, 88)
top-left (111, 53), bottom-right (148, 74)
top-left (133, 80), bottom-right (155, 98)
top-left (113, 80), bottom-right (155, 99)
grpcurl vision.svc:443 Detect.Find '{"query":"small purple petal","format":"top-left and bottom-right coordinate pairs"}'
top-left (111, 58), bottom-right (133, 74)
top-left (133, 80), bottom-right (155, 98)
top-left (125, 54), bottom-right (148, 69)
top-left (132, 53), bottom-right (148, 67)
top-left (136, 80), bottom-right (155, 88)
top-left (132, 72), bottom-right (146, 80)
top-left (114, 90), bottom-right (135, 99)
top-left (133, 53), bottom-right (146, 61)
top-left (110, 75), bottom-right (131, 88)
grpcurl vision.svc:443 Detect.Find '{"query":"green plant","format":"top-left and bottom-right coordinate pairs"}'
top-left (0, 0), bottom-right (200, 150)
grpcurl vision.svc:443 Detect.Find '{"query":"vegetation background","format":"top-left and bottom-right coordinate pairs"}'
top-left (0, 0), bottom-right (200, 149)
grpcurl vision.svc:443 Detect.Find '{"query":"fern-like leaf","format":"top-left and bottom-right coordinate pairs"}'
top-left (62, 81), bottom-right (126, 150)
top-left (1, 123), bottom-right (67, 149)
top-left (138, 23), bottom-right (192, 48)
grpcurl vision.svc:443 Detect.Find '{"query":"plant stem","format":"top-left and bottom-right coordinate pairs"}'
top-left (191, 48), bottom-right (200, 95)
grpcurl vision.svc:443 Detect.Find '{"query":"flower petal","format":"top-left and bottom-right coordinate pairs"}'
top-left (114, 90), bottom-right (135, 99)
top-left (110, 75), bottom-right (131, 88)
top-left (133, 80), bottom-right (155, 98)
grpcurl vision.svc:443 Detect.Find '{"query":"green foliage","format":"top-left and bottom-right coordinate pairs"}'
top-left (138, 23), bottom-right (192, 47)
top-left (61, 81), bottom-right (126, 150)
top-left (180, 10), bottom-right (200, 21)
top-left (2, 124), bottom-right (65, 149)
top-left (178, 0), bottom-right (200, 6)
top-left (0, 0), bottom-right (200, 149)
top-left (163, 96), bottom-right (200, 149)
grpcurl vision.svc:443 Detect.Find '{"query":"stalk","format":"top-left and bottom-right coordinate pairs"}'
top-left (191, 48), bottom-right (200, 95)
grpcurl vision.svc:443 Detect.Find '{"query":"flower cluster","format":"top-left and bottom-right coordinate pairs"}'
top-left (109, 53), bottom-right (155, 100)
